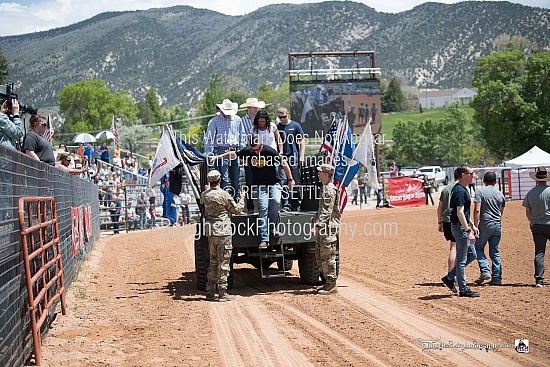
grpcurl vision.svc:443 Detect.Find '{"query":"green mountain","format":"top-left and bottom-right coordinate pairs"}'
top-left (1, 1), bottom-right (548, 110)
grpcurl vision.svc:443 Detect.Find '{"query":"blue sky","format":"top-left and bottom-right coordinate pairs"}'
top-left (0, 0), bottom-right (548, 36)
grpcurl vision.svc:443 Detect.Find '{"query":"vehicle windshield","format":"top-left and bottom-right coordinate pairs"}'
top-left (419, 169), bottom-right (432, 173)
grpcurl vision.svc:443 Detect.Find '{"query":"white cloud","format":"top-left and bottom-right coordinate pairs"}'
top-left (0, 0), bottom-right (547, 37)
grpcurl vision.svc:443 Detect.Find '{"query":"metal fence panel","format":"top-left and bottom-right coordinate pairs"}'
top-left (0, 145), bottom-right (100, 367)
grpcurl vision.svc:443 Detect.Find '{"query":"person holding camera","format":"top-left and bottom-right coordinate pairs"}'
top-left (0, 98), bottom-right (23, 149)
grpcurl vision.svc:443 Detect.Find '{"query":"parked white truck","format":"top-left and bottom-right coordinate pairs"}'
top-left (417, 166), bottom-right (449, 186)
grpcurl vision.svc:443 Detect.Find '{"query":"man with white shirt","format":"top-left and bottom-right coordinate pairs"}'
top-left (204, 99), bottom-right (243, 201)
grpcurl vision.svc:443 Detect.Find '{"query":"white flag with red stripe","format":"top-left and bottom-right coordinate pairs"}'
top-left (148, 129), bottom-right (180, 188)
top-left (354, 120), bottom-right (378, 191)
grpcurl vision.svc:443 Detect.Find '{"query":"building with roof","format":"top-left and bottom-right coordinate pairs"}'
top-left (418, 88), bottom-right (477, 110)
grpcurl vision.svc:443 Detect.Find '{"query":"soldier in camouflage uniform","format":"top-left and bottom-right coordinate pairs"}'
top-left (201, 170), bottom-right (245, 301)
top-left (312, 163), bottom-right (341, 294)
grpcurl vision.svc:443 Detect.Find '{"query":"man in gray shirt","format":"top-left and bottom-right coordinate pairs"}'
top-left (473, 171), bottom-right (506, 286)
top-left (522, 166), bottom-right (550, 288)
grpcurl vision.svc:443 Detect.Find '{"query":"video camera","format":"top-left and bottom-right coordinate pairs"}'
top-left (0, 83), bottom-right (38, 116)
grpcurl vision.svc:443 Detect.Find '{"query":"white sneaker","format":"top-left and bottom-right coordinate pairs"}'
top-left (535, 283), bottom-right (543, 288)
top-left (259, 241), bottom-right (268, 249)
top-left (473, 274), bottom-right (491, 285)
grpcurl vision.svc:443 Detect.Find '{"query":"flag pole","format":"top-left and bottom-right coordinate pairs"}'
top-left (112, 115), bottom-right (115, 151)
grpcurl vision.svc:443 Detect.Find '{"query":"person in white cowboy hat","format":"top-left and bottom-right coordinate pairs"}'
top-left (204, 98), bottom-right (243, 201)
top-left (240, 97), bottom-right (266, 136)
top-left (239, 97), bottom-right (266, 213)
top-left (522, 166), bottom-right (550, 288)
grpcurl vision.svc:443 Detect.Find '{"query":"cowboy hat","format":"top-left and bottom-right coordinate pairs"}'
top-left (239, 97), bottom-right (266, 108)
top-left (529, 166), bottom-right (550, 181)
top-left (216, 99), bottom-right (238, 116)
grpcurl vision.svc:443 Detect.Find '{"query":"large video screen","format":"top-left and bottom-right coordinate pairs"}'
top-left (289, 80), bottom-right (381, 137)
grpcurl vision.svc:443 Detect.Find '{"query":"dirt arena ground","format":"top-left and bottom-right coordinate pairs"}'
top-left (37, 200), bottom-right (549, 366)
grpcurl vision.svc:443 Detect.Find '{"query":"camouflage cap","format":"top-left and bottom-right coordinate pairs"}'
top-left (207, 170), bottom-right (221, 182)
top-left (317, 163), bottom-right (334, 175)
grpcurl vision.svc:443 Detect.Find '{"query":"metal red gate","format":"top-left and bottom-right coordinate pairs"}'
top-left (18, 197), bottom-right (67, 366)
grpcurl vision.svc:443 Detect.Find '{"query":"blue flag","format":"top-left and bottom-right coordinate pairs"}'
top-left (160, 174), bottom-right (178, 224)
top-left (175, 135), bottom-right (205, 166)
top-left (320, 118), bottom-right (359, 212)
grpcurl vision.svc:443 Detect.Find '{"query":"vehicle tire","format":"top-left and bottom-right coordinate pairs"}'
top-left (194, 226), bottom-right (208, 291)
top-left (277, 259), bottom-right (294, 271)
top-left (298, 243), bottom-right (322, 285)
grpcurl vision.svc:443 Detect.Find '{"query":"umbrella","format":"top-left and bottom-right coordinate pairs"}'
top-left (73, 133), bottom-right (96, 143)
top-left (95, 130), bottom-right (116, 140)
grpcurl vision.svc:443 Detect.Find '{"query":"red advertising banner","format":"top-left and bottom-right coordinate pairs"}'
top-left (387, 177), bottom-right (425, 207)
top-left (71, 207), bottom-right (83, 257)
top-left (83, 204), bottom-right (92, 241)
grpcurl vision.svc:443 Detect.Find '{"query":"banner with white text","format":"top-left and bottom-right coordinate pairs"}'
top-left (387, 177), bottom-right (425, 207)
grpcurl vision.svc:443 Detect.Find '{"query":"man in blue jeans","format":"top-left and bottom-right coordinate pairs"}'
top-left (277, 106), bottom-right (305, 211)
top-left (473, 171), bottom-right (506, 286)
top-left (441, 165), bottom-right (480, 297)
top-left (522, 166), bottom-right (550, 288)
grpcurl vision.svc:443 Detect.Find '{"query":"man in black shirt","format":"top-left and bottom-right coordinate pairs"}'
top-left (441, 165), bottom-right (480, 297)
top-left (217, 135), bottom-right (295, 249)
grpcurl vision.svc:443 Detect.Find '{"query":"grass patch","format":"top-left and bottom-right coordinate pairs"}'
top-left (381, 106), bottom-right (474, 139)
top-left (74, 288), bottom-right (87, 299)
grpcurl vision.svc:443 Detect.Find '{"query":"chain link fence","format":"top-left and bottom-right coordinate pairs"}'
top-left (0, 145), bottom-right (100, 367)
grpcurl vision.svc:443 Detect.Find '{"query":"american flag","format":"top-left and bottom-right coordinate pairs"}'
top-left (110, 115), bottom-right (119, 145)
top-left (43, 114), bottom-right (54, 141)
top-left (320, 116), bottom-right (359, 212)
top-left (320, 116), bottom-right (339, 154)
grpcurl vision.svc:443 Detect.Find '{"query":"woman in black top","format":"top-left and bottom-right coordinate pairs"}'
top-left (422, 175), bottom-right (434, 205)
top-left (22, 114), bottom-right (55, 166)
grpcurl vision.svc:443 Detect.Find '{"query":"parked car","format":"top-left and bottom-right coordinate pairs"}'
top-left (417, 166), bottom-right (449, 185)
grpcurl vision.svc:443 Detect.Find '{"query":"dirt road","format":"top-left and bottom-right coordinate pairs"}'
top-left (40, 200), bottom-right (549, 366)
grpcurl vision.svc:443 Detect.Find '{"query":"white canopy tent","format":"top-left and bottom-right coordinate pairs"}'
top-left (505, 146), bottom-right (550, 168)
top-left (504, 146), bottom-right (550, 200)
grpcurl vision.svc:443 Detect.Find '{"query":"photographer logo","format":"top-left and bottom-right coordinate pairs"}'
top-left (514, 339), bottom-right (529, 354)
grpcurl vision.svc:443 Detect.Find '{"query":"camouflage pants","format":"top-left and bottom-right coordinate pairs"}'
top-left (206, 235), bottom-right (232, 292)
top-left (315, 233), bottom-right (337, 283)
